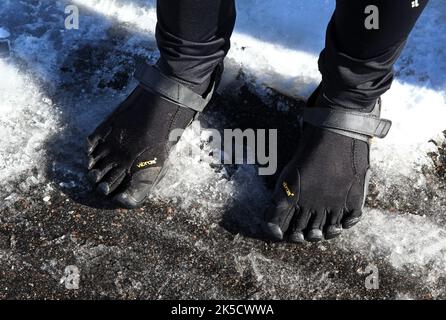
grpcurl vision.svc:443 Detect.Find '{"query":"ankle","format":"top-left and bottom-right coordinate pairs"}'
top-left (309, 83), bottom-right (377, 113)
top-left (155, 59), bottom-right (218, 97)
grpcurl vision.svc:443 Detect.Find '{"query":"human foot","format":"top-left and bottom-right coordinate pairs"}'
top-left (263, 86), bottom-right (391, 242)
top-left (86, 62), bottom-right (219, 208)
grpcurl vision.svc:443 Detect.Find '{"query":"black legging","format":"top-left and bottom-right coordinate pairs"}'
top-left (156, 0), bottom-right (428, 110)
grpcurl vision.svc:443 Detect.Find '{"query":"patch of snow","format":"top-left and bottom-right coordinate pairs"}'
top-left (0, 60), bottom-right (60, 194)
top-left (339, 209), bottom-right (446, 293)
top-left (74, 0), bottom-right (157, 32)
top-left (0, 27), bottom-right (10, 39)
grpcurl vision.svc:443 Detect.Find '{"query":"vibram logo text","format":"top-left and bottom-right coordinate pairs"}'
top-left (137, 158), bottom-right (157, 168)
top-left (282, 182), bottom-right (294, 197)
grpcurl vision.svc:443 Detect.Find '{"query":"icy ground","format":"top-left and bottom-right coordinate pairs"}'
top-left (0, 0), bottom-right (446, 299)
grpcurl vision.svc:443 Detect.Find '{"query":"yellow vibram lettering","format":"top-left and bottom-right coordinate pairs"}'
top-left (282, 181), bottom-right (294, 197)
top-left (136, 158), bottom-right (157, 168)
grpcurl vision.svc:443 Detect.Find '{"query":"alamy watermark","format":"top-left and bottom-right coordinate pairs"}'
top-left (364, 1), bottom-right (420, 30)
top-left (65, 5), bottom-right (79, 30)
top-left (364, 5), bottom-right (379, 30)
top-left (364, 264), bottom-right (379, 290)
top-left (60, 265), bottom-right (81, 290)
top-left (169, 124), bottom-right (278, 176)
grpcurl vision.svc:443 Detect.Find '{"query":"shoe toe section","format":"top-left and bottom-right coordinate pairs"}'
top-left (87, 143), bottom-right (110, 170)
top-left (342, 216), bottom-right (362, 229)
top-left (289, 208), bottom-right (311, 243)
top-left (114, 167), bottom-right (163, 209)
top-left (87, 160), bottom-right (115, 184)
top-left (305, 209), bottom-right (327, 241)
top-left (262, 222), bottom-right (285, 241)
top-left (263, 201), bottom-right (296, 241)
top-left (324, 225), bottom-right (343, 239)
top-left (289, 230), bottom-right (305, 243)
top-left (306, 229), bottom-right (323, 242)
top-left (323, 208), bottom-right (344, 240)
top-left (96, 167), bottom-right (126, 196)
top-left (342, 209), bottom-right (363, 229)
top-left (114, 192), bottom-right (140, 209)
top-left (86, 135), bottom-right (99, 155)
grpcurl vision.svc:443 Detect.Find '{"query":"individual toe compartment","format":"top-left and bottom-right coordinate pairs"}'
top-left (324, 208), bottom-right (344, 240)
top-left (97, 166), bottom-right (126, 196)
top-left (289, 207), bottom-right (311, 244)
top-left (87, 159), bottom-right (116, 184)
top-left (114, 166), bottom-right (163, 209)
top-left (342, 208), bottom-right (363, 229)
top-left (263, 200), bottom-right (296, 241)
top-left (86, 122), bottom-right (112, 154)
top-left (305, 209), bottom-right (327, 242)
top-left (87, 142), bottom-right (110, 170)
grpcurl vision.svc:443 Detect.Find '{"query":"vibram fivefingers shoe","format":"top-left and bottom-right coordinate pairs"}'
top-left (263, 85), bottom-right (392, 242)
top-left (86, 61), bottom-right (222, 208)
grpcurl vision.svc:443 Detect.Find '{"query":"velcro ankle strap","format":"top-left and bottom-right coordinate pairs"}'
top-left (303, 99), bottom-right (392, 140)
top-left (134, 63), bottom-right (215, 113)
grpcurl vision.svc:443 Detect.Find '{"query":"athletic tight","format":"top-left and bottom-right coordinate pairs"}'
top-left (155, 0), bottom-right (428, 110)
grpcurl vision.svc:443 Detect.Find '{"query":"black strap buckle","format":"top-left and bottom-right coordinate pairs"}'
top-left (134, 63), bottom-right (215, 113)
top-left (303, 98), bottom-right (392, 140)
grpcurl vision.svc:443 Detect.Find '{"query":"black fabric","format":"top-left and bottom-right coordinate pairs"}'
top-left (156, 0), bottom-right (236, 84)
top-left (334, 0), bottom-right (429, 59)
top-left (135, 63), bottom-right (215, 112)
top-left (86, 70), bottom-right (212, 208)
top-left (319, 0), bottom-right (429, 110)
top-left (303, 98), bottom-right (391, 139)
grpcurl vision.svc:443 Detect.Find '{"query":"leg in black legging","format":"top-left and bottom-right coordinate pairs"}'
top-left (156, 0), bottom-right (236, 84)
top-left (264, 1), bottom-right (429, 243)
top-left (319, 0), bottom-right (429, 110)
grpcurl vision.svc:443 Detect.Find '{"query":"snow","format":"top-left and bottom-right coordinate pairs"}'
top-left (0, 27), bottom-right (10, 39)
top-left (339, 209), bottom-right (446, 290)
top-left (1, 0), bottom-right (446, 295)
top-left (0, 60), bottom-right (59, 188)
